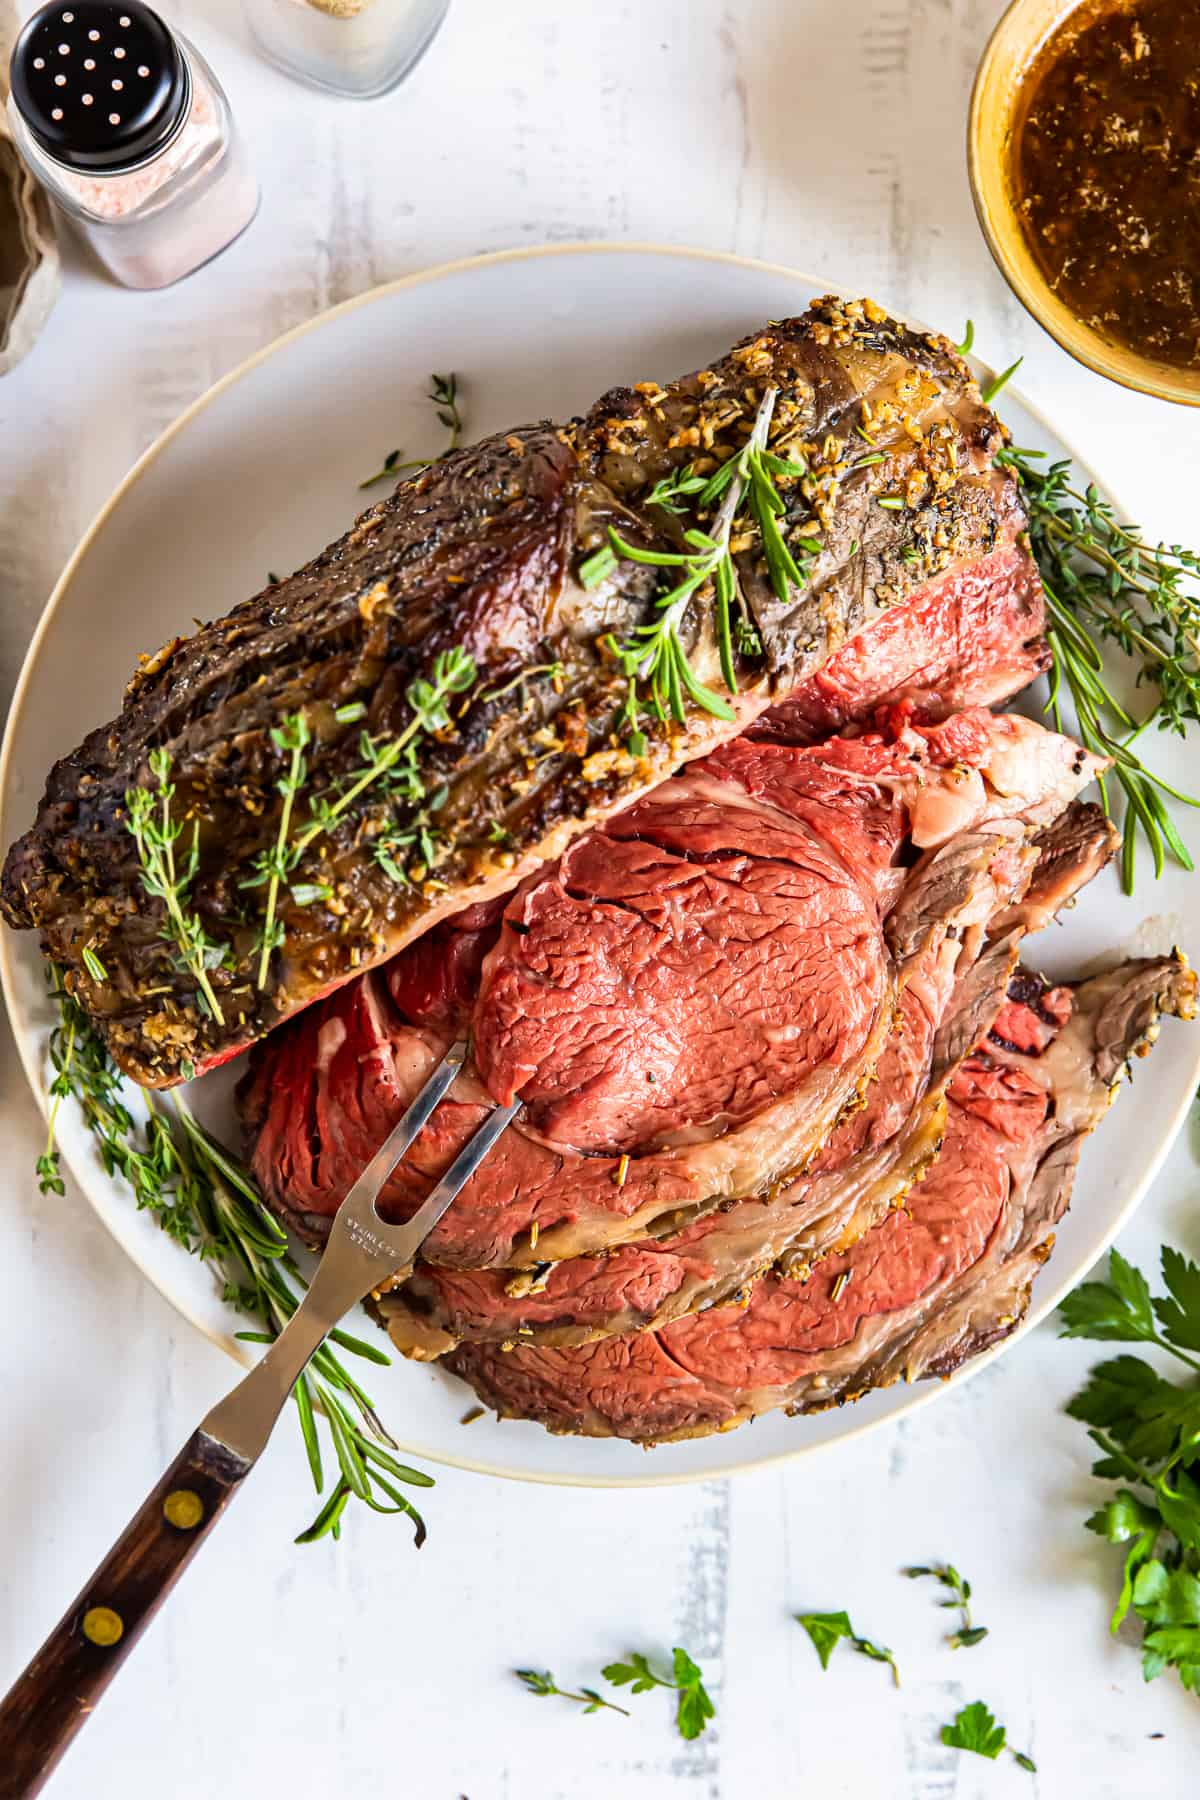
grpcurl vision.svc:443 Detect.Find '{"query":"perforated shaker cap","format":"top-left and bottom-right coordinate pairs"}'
top-left (9, 0), bottom-right (191, 173)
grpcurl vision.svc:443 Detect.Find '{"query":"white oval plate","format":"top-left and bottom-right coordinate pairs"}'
top-left (3, 245), bottom-right (1196, 1487)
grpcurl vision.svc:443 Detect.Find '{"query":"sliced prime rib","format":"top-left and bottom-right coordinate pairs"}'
top-left (239, 708), bottom-right (1105, 1270)
top-left (750, 539), bottom-right (1047, 745)
top-left (376, 801), bottom-right (1117, 1356)
top-left (2, 298), bottom-right (1040, 1088)
top-left (379, 930), bottom-right (1022, 1357)
top-left (447, 955), bottom-right (1197, 1440)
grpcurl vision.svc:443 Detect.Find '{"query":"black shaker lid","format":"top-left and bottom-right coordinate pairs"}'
top-left (9, 0), bottom-right (191, 173)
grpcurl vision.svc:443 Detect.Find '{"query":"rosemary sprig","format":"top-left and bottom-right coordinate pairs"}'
top-left (38, 972), bottom-right (432, 1544)
top-left (596, 386), bottom-right (811, 750)
top-left (998, 445), bottom-right (1200, 891)
top-left (293, 647), bottom-right (476, 862)
top-left (359, 372), bottom-right (465, 488)
top-left (124, 749), bottom-right (230, 1025)
top-left (243, 712), bottom-right (311, 989)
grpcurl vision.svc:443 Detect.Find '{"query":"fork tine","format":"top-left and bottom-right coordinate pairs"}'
top-left (386, 1090), bottom-right (523, 1258)
top-left (336, 1036), bottom-right (468, 1223)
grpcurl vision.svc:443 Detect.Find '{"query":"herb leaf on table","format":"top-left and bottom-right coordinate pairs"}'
top-left (941, 1700), bottom-right (1036, 1773)
top-left (602, 1648), bottom-right (716, 1739)
top-left (515, 1669), bottom-right (629, 1717)
top-left (1061, 1245), bottom-right (1200, 1692)
top-left (795, 1610), bottom-right (900, 1685)
top-left (902, 1562), bottom-right (988, 1648)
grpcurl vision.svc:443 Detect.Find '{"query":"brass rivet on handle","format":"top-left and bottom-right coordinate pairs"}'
top-left (82, 1606), bottom-right (124, 1648)
top-left (163, 1488), bottom-right (204, 1530)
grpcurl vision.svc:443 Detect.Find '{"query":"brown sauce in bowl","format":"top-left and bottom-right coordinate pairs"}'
top-left (1011, 0), bottom-right (1200, 372)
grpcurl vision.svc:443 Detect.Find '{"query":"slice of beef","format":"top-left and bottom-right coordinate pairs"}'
top-left (3, 298), bottom-right (1033, 1088)
top-left (240, 708), bottom-right (1106, 1272)
top-left (750, 539), bottom-right (1047, 744)
top-left (447, 954), bottom-right (1196, 1440)
top-left (987, 800), bottom-right (1117, 938)
top-left (376, 795), bottom-right (1115, 1356)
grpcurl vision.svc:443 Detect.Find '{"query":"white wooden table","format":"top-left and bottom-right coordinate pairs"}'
top-left (1, 2), bottom-right (1197, 1793)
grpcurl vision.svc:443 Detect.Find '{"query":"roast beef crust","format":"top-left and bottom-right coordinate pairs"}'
top-left (2, 297), bottom-right (1020, 1087)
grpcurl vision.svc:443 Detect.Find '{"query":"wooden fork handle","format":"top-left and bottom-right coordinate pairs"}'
top-left (0, 1429), bottom-right (247, 1799)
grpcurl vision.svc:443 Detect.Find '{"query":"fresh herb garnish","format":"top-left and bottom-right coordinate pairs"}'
top-left (515, 1669), bottom-right (630, 1717)
top-left (902, 1562), bottom-right (988, 1648)
top-left (36, 973), bottom-right (432, 1544)
top-left (1000, 443), bottom-right (1200, 892)
top-left (795, 1610), bottom-right (900, 1685)
top-left (601, 385), bottom-right (812, 749)
top-left (514, 1649), bottom-right (713, 1738)
top-left (428, 371), bottom-right (463, 448)
top-left (293, 647), bottom-right (476, 866)
top-left (980, 357), bottom-right (1023, 406)
top-left (35, 996), bottom-right (78, 1195)
top-left (359, 372), bottom-right (464, 488)
top-left (244, 711), bottom-right (311, 988)
top-left (124, 748), bottom-right (230, 1025)
top-left (603, 1649), bottom-right (716, 1740)
top-left (941, 1700), bottom-right (1035, 1773)
top-left (1060, 1245), bottom-right (1200, 1693)
top-left (81, 945), bottom-right (108, 984)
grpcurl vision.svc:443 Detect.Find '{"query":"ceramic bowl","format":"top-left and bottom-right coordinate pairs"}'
top-left (968, 0), bottom-right (1200, 408)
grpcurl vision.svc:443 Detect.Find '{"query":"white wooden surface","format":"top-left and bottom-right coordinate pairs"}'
top-left (1, 2), bottom-right (1198, 1794)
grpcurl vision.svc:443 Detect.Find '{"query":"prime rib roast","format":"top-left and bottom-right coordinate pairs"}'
top-left (3, 295), bottom-right (1192, 1447)
top-left (3, 297), bottom-right (1040, 1089)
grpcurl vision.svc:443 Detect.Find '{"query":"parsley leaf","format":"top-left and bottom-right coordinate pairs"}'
top-left (942, 1700), bottom-right (1006, 1759)
top-left (672, 1648), bottom-right (716, 1741)
top-left (1155, 1247), bottom-right (1200, 1353)
top-left (941, 1701), bottom-right (1034, 1772)
top-left (1061, 1242), bottom-right (1200, 1693)
top-left (1060, 1248), bottom-right (1157, 1343)
top-left (795, 1610), bottom-right (900, 1685)
top-left (601, 1648), bottom-right (715, 1740)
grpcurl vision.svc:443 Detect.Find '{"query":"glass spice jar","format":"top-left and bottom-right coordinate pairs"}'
top-left (243, 0), bottom-right (449, 101)
top-left (7, 0), bottom-right (258, 290)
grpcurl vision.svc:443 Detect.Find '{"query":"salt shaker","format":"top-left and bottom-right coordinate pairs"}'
top-left (243, 0), bottom-right (449, 101)
top-left (7, 0), bottom-right (258, 290)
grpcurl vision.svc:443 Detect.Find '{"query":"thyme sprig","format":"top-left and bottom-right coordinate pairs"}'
top-left (242, 711), bottom-right (311, 989)
top-left (902, 1562), bottom-right (988, 1649)
top-left (515, 1669), bottom-right (630, 1718)
top-left (359, 372), bottom-right (464, 488)
top-left (38, 972), bottom-right (432, 1545)
top-left (998, 444), bottom-right (1200, 891)
top-left (125, 749), bottom-right (230, 1025)
top-left (589, 386), bottom-right (812, 752)
top-left (293, 647), bottom-right (476, 862)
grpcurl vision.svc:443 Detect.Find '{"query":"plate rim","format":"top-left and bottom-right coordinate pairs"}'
top-left (3, 239), bottom-right (1194, 1489)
